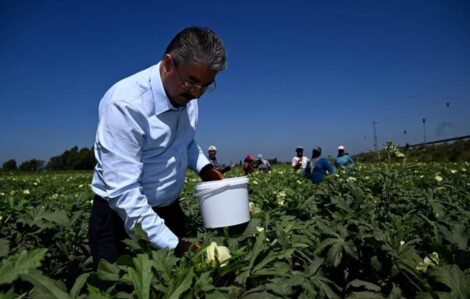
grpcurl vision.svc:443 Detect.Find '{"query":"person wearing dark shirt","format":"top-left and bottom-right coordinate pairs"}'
top-left (243, 154), bottom-right (255, 175)
top-left (303, 146), bottom-right (334, 184)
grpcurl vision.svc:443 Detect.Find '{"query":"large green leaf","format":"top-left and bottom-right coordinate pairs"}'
top-left (69, 272), bottom-right (90, 299)
top-left (331, 195), bottom-right (354, 214)
top-left (327, 242), bottom-right (343, 267)
top-left (42, 210), bottom-right (70, 226)
top-left (167, 268), bottom-right (195, 299)
top-left (235, 232), bottom-right (266, 286)
top-left (128, 254), bottom-right (153, 299)
top-left (21, 269), bottom-right (71, 299)
top-left (151, 250), bottom-right (177, 282)
top-left (86, 284), bottom-right (113, 299)
top-left (95, 259), bottom-right (120, 282)
top-left (0, 249), bottom-right (46, 285)
top-left (192, 271), bottom-right (214, 295)
top-left (446, 224), bottom-right (468, 250)
top-left (347, 279), bottom-right (381, 292)
top-left (0, 239), bottom-right (9, 257)
top-left (428, 264), bottom-right (470, 299)
top-left (1, 290), bottom-right (24, 299)
top-left (346, 291), bottom-right (385, 299)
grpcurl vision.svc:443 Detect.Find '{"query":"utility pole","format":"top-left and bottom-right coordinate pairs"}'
top-left (422, 118), bottom-right (426, 144)
top-left (443, 101), bottom-right (450, 139)
top-left (372, 121), bottom-right (378, 152)
top-left (403, 130), bottom-right (408, 147)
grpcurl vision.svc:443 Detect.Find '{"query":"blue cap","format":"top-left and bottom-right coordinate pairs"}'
top-left (313, 146), bottom-right (322, 153)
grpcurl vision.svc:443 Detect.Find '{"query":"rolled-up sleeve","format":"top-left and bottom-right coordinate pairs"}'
top-left (94, 100), bottom-right (178, 249)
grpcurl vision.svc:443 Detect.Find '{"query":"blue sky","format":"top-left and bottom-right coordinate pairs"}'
top-left (1, 0), bottom-right (469, 165)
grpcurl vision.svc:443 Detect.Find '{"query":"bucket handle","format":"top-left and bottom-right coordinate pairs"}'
top-left (194, 181), bottom-right (231, 198)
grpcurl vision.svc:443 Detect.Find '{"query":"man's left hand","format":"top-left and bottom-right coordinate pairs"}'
top-left (199, 164), bottom-right (224, 181)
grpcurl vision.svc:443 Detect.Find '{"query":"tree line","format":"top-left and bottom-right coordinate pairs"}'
top-left (4, 139), bottom-right (467, 172)
top-left (1, 146), bottom-right (96, 171)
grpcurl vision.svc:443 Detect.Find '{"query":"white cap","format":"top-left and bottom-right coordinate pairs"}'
top-left (208, 145), bottom-right (217, 151)
top-left (338, 145), bottom-right (345, 150)
top-left (257, 154), bottom-right (263, 159)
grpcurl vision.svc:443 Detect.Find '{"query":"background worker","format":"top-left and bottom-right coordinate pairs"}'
top-left (334, 145), bottom-right (355, 172)
top-left (292, 146), bottom-right (309, 172)
top-left (243, 154), bottom-right (255, 175)
top-left (207, 145), bottom-right (231, 173)
top-left (256, 154), bottom-right (272, 173)
top-left (303, 146), bottom-right (334, 184)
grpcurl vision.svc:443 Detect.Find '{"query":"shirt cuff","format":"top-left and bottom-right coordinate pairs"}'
top-left (150, 225), bottom-right (179, 249)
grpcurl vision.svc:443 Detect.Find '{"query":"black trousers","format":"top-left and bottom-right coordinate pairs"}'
top-left (89, 195), bottom-right (187, 270)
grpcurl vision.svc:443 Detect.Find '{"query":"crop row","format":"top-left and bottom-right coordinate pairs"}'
top-left (0, 162), bottom-right (469, 298)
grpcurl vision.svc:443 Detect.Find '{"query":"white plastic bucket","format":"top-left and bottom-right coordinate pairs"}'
top-left (194, 176), bottom-right (250, 228)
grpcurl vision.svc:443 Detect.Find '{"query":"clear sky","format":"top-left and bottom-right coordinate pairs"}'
top-left (1, 0), bottom-right (469, 165)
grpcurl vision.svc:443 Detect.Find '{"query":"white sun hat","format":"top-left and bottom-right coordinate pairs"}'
top-left (208, 145), bottom-right (217, 151)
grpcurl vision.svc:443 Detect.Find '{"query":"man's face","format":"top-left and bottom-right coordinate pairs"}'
top-left (296, 150), bottom-right (303, 157)
top-left (208, 150), bottom-right (216, 159)
top-left (161, 54), bottom-right (217, 108)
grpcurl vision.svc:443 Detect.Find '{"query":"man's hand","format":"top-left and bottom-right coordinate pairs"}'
top-left (199, 164), bottom-right (224, 181)
top-left (175, 239), bottom-right (201, 257)
top-left (293, 161), bottom-right (301, 170)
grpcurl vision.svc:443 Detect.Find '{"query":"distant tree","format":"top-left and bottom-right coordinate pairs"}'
top-left (46, 146), bottom-right (96, 170)
top-left (77, 147), bottom-right (96, 169)
top-left (19, 159), bottom-right (45, 172)
top-left (268, 157), bottom-right (279, 165)
top-left (2, 159), bottom-right (17, 171)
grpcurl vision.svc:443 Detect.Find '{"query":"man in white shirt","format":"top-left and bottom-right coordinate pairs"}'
top-left (89, 27), bottom-right (226, 270)
top-left (292, 146), bottom-right (309, 171)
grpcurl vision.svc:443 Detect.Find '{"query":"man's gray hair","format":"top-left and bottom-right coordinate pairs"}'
top-left (164, 27), bottom-right (227, 72)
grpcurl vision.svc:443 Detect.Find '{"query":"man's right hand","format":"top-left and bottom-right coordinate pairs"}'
top-left (199, 164), bottom-right (224, 181)
top-left (174, 239), bottom-right (201, 257)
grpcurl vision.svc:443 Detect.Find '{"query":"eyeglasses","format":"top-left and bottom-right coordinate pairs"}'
top-left (173, 62), bottom-right (217, 94)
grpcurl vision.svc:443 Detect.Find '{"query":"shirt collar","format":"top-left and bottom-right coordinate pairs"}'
top-left (150, 61), bottom-right (183, 115)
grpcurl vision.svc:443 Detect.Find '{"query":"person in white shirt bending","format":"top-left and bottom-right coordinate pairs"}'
top-left (89, 27), bottom-right (227, 270)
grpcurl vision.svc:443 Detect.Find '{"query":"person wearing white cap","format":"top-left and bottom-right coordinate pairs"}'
top-left (292, 146), bottom-right (309, 172)
top-left (207, 145), bottom-right (231, 173)
top-left (256, 154), bottom-right (272, 173)
top-left (334, 145), bottom-right (355, 172)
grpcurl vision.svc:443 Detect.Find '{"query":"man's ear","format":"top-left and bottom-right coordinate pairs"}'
top-left (162, 54), bottom-right (173, 72)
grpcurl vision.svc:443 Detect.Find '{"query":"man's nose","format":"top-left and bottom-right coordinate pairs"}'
top-left (189, 87), bottom-right (205, 98)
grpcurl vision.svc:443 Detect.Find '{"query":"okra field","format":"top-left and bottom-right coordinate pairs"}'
top-left (0, 159), bottom-right (469, 298)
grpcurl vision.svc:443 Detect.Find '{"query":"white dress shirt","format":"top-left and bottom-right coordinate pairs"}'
top-left (91, 62), bottom-right (210, 249)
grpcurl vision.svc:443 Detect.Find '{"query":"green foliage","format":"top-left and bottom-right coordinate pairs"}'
top-left (0, 249), bottom-right (46, 285)
top-left (355, 139), bottom-right (470, 162)
top-left (0, 162), bottom-right (469, 298)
